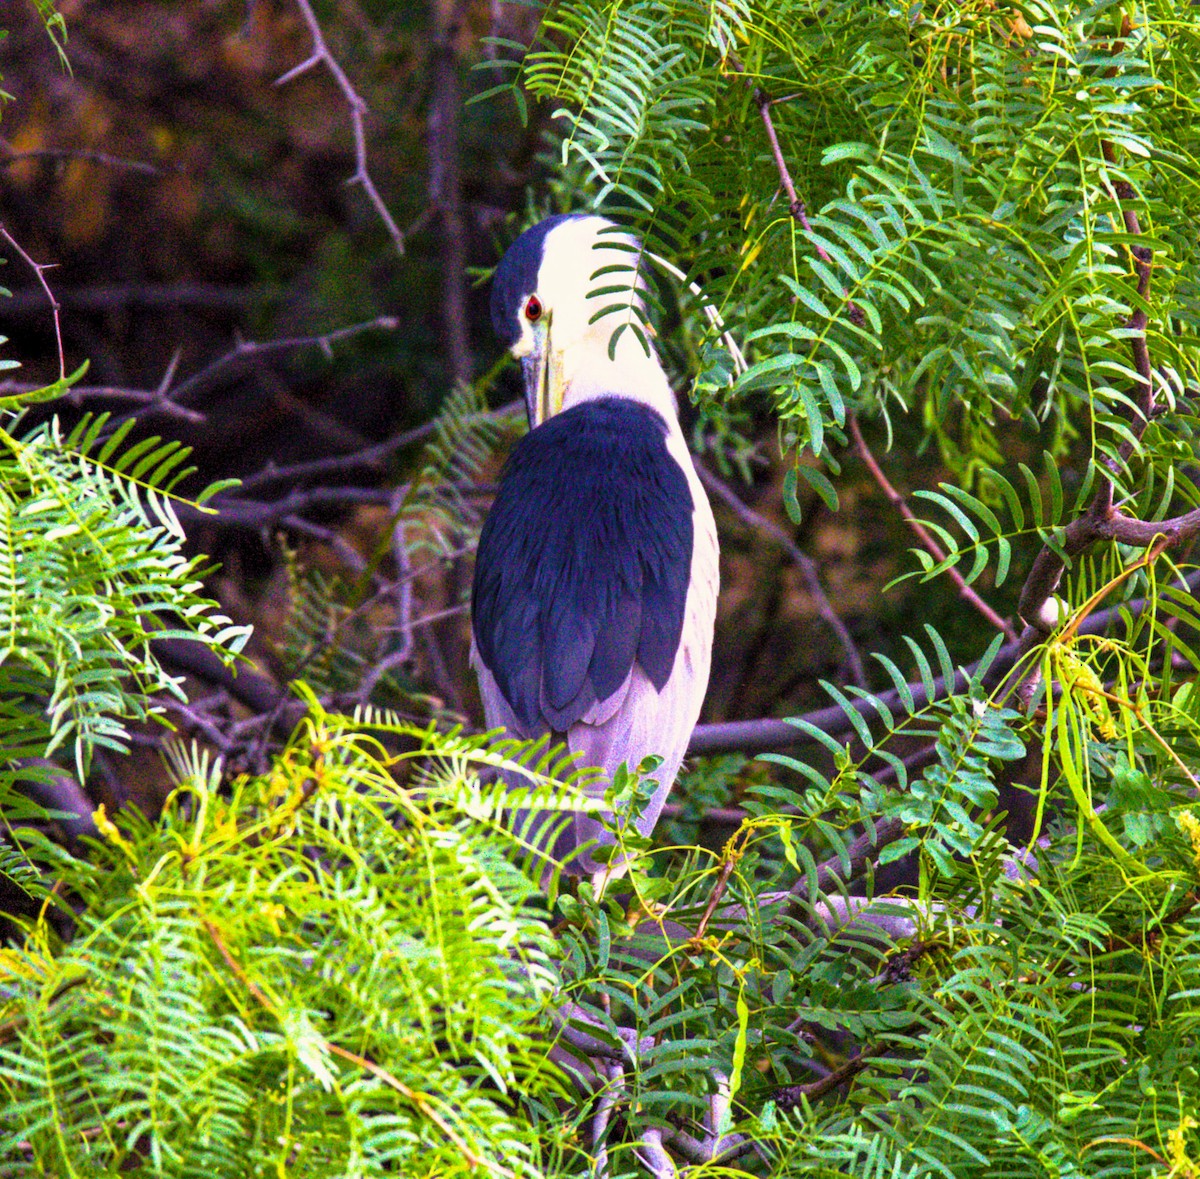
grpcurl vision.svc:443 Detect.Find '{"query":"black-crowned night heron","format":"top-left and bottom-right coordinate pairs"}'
top-left (472, 214), bottom-right (719, 877)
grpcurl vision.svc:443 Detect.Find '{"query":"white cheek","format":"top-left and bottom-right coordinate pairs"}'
top-left (509, 319), bottom-right (536, 358)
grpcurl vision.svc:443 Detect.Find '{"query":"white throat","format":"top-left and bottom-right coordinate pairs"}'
top-left (557, 327), bottom-right (680, 427)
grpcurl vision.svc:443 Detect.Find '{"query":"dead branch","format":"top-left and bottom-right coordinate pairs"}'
top-left (0, 143), bottom-right (162, 176)
top-left (159, 316), bottom-right (401, 410)
top-left (228, 399), bottom-right (521, 498)
top-left (0, 223), bottom-right (65, 380)
top-left (277, 0), bottom-right (407, 258)
top-left (0, 379), bottom-right (205, 423)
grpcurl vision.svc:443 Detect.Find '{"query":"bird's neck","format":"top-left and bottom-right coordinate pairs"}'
top-left (558, 328), bottom-right (680, 428)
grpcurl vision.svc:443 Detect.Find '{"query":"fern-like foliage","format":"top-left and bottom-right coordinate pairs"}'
top-left (399, 382), bottom-right (522, 558)
top-left (0, 701), bottom-right (605, 1176)
top-left (495, 0), bottom-right (1200, 488)
top-left (0, 405), bottom-right (247, 779)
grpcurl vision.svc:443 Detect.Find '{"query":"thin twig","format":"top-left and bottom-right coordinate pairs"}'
top-left (228, 399), bottom-right (521, 498)
top-left (744, 76), bottom-right (863, 326)
top-left (775, 1047), bottom-right (874, 1108)
top-left (0, 145), bottom-right (162, 176)
top-left (0, 378), bottom-right (206, 423)
top-left (697, 460), bottom-right (867, 686)
top-left (849, 416), bottom-right (1017, 640)
top-left (277, 0), bottom-right (406, 257)
top-left (165, 316), bottom-right (401, 407)
top-left (282, 515), bottom-right (370, 575)
top-left (0, 224), bottom-right (65, 380)
top-left (694, 840), bottom-right (743, 941)
top-left (202, 918), bottom-right (502, 1174)
top-left (176, 486), bottom-right (395, 530)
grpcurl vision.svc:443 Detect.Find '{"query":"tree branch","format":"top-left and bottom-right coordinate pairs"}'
top-left (849, 416), bottom-right (1017, 640)
top-left (161, 316), bottom-right (400, 409)
top-left (745, 76), bottom-right (863, 327)
top-left (0, 223), bottom-right (65, 380)
top-left (0, 378), bottom-right (206, 423)
top-left (226, 399), bottom-right (521, 499)
top-left (0, 143), bottom-right (162, 176)
top-left (688, 567), bottom-right (1200, 755)
top-left (277, 0), bottom-right (407, 258)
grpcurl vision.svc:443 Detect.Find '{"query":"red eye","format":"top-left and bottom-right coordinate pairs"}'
top-left (524, 295), bottom-right (543, 322)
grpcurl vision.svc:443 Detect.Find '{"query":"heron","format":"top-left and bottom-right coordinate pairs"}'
top-left (471, 213), bottom-right (720, 879)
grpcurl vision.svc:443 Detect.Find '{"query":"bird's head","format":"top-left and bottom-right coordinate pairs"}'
top-left (491, 214), bottom-right (674, 428)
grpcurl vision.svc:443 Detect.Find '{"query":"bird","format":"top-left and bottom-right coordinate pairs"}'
top-left (471, 213), bottom-right (719, 879)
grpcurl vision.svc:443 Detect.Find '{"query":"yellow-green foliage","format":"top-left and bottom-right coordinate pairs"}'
top-left (0, 702), bottom-right (586, 1176)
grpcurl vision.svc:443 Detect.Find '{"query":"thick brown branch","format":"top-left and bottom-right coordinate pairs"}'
top-left (1017, 501), bottom-right (1200, 634)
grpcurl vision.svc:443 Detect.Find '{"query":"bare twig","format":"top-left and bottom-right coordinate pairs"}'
top-left (160, 698), bottom-right (236, 754)
top-left (697, 461), bottom-right (867, 686)
top-left (560, 999), bottom-right (655, 1058)
top-left (0, 144), bottom-right (162, 176)
top-left (229, 399), bottom-right (521, 498)
top-left (176, 486), bottom-right (395, 530)
top-left (775, 1047), bottom-right (873, 1108)
top-left (849, 416), bottom-right (1017, 640)
top-left (281, 515), bottom-right (370, 575)
top-left (277, 0), bottom-right (406, 257)
top-left (390, 505), bottom-right (414, 663)
top-left (151, 639), bottom-right (286, 716)
top-left (743, 75), bottom-right (863, 326)
top-left (163, 316), bottom-right (401, 408)
top-left (0, 223), bottom-right (65, 380)
top-left (0, 378), bottom-right (206, 423)
top-left (694, 837), bottom-right (745, 941)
